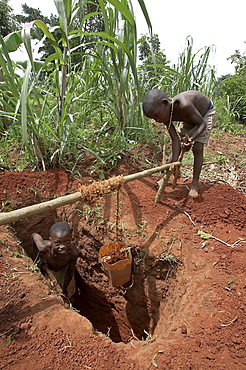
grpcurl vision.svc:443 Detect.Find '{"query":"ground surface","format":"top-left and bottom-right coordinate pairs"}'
top-left (0, 131), bottom-right (246, 369)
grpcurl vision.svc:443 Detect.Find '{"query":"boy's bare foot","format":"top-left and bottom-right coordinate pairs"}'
top-left (188, 187), bottom-right (199, 198)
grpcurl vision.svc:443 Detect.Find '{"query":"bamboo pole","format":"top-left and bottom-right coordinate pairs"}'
top-left (0, 192), bottom-right (83, 225)
top-left (0, 162), bottom-right (180, 225)
top-left (123, 162), bottom-right (180, 183)
top-left (155, 137), bottom-right (189, 203)
top-left (155, 169), bottom-right (172, 203)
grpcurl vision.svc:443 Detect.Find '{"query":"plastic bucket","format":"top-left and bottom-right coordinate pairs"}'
top-left (99, 242), bottom-right (132, 287)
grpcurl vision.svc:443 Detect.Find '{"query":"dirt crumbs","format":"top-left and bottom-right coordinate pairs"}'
top-left (0, 166), bottom-right (246, 370)
top-left (183, 183), bottom-right (246, 230)
top-left (101, 247), bottom-right (129, 264)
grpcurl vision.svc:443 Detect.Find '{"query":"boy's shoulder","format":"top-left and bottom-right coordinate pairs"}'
top-left (70, 245), bottom-right (80, 260)
top-left (175, 90), bottom-right (206, 100)
top-left (175, 91), bottom-right (209, 113)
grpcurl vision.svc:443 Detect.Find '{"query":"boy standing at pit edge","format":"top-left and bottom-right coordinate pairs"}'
top-left (32, 222), bottom-right (79, 301)
top-left (143, 89), bottom-right (215, 198)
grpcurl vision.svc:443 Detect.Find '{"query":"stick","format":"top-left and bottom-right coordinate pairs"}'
top-left (123, 161), bottom-right (180, 183)
top-left (172, 135), bottom-right (189, 189)
top-left (0, 162), bottom-right (181, 225)
top-left (172, 150), bottom-right (185, 189)
top-left (175, 202), bottom-right (196, 226)
top-left (0, 192), bottom-right (82, 226)
top-left (155, 169), bottom-right (172, 203)
top-left (155, 144), bottom-right (171, 203)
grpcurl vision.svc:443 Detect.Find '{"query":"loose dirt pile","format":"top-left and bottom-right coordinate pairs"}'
top-left (101, 247), bottom-right (129, 264)
top-left (0, 132), bottom-right (246, 369)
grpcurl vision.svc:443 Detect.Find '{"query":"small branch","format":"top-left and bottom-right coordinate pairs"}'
top-left (218, 316), bottom-right (238, 327)
top-left (155, 169), bottom-right (172, 203)
top-left (210, 235), bottom-right (245, 248)
top-left (198, 231), bottom-right (246, 248)
top-left (175, 202), bottom-right (196, 226)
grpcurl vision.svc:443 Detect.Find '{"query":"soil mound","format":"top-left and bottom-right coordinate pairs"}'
top-left (184, 183), bottom-right (246, 230)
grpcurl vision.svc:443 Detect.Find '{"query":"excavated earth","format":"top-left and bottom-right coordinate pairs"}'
top-left (0, 131), bottom-right (246, 369)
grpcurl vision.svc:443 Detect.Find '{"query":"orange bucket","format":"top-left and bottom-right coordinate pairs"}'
top-left (99, 242), bottom-right (132, 287)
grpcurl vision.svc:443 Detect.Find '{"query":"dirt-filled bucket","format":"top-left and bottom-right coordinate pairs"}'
top-left (99, 242), bottom-right (132, 287)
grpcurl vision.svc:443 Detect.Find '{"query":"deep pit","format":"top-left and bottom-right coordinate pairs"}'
top-left (13, 204), bottom-right (177, 344)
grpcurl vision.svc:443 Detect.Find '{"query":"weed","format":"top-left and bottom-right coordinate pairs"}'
top-left (160, 237), bottom-right (182, 265)
top-left (0, 331), bottom-right (17, 348)
top-left (160, 253), bottom-right (180, 266)
top-left (136, 221), bottom-right (147, 237)
top-left (151, 354), bottom-right (158, 368)
top-left (135, 250), bottom-right (148, 265)
top-left (109, 220), bottom-right (127, 233)
top-left (8, 245), bottom-right (28, 259)
top-left (0, 200), bottom-right (13, 212)
top-left (75, 204), bottom-right (104, 224)
top-left (6, 225), bottom-right (15, 232)
top-left (150, 350), bottom-right (164, 368)
top-left (27, 187), bottom-right (35, 193)
top-left (1, 268), bottom-right (19, 280)
top-left (23, 259), bottom-right (40, 273)
top-left (225, 278), bottom-right (234, 292)
top-left (143, 330), bottom-right (156, 343)
top-left (154, 231), bottom-right (168, 248)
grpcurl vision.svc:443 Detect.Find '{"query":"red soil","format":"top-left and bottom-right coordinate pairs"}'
top-left (0, 139), bottom-right (246, 369)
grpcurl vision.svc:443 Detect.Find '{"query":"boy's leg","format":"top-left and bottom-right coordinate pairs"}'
top-left (189, 142), bottom-right (204, 198)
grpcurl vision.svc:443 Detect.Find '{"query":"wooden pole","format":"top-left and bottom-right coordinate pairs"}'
top-left (0, 162), bottom-right (180, 225)
top-left (0, 192), bottom-right (83, 225)
top-left (123, 162), bottom-right (180, 183)
top-left (155, 169), bottom-right (172, 203)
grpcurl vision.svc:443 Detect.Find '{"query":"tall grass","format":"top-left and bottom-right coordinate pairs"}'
top-left (0, 2), bottom-right (231, 174)
top-left (0, 0), bottom-right (152, 171)
top-left (156, 37), bottom-right (216, 98)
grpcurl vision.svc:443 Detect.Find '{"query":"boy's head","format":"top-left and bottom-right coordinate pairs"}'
top-left (49, 222), bottom-right (72, 256)
top-left (143, 89), bottom-right (171, 125)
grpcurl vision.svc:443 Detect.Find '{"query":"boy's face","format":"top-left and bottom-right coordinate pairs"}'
top-left (50, 230), bottom-right (72, 256)
top-left (146, 100), bottom-right (170, 125)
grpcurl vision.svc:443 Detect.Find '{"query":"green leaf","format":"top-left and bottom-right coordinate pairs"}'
top-left (107, 0), bottom-right (135, 26)
top-left (151, 359), bottom-right (158, 368)
top-left (198, 230), bottom-right (212, 239)
top-left (2, 31), bottom-right (23, 53)
top-left (136, 0), bottom-right (152, 33)
top-left (21, 62), bottom-right (32, 147)
top-left (34, 20), bottom-right (64, 63)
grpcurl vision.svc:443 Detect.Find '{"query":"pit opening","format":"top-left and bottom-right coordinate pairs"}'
top-left (13, 204), bottom-right (178, 344)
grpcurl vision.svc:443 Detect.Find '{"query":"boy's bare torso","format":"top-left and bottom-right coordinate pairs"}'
top-left (39, 241), bottom-right (78, 271)
top-left (172, 91), bottom-right (211, 125)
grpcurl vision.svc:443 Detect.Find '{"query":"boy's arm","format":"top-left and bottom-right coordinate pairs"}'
top-left (31, 233), bottom-right (51, 253)
top-left (181, 106), bottom-right (207, 151)
top-left (168, 123), bottom-right (181, 162)
top-left (63, 248), bottom-right (79, 296)
top-left (187, 107), bottom-right (207, 141)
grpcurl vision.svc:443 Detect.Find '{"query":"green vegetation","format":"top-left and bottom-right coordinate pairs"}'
top-left (0, 0), bottom-right (245, 176)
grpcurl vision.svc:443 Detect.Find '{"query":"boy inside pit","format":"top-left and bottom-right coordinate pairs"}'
top-left (32, 222), bottom-right (79, 300)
